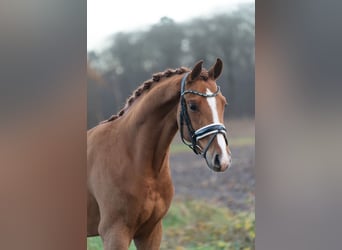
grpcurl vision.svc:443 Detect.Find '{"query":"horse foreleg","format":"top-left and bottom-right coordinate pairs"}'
top-left (99, 223), bottom-right (131, 250)
top-left (134, 222), bottom-right (163, 250)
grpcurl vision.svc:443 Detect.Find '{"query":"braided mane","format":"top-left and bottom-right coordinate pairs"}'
top-left (100, 66), bottom-right (210, 124)
top-left (100, 67), bottom-right (188, 124)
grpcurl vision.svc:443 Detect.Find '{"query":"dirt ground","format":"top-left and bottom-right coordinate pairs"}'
top-left (169, 118), bottom-right (255, 212)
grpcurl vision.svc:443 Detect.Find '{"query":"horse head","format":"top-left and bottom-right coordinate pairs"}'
top-left (178, 58), bottom-right (232, 172)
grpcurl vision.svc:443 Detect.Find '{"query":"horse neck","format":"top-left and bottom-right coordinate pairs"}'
top-left (123, 75), bottom-right (183, 175)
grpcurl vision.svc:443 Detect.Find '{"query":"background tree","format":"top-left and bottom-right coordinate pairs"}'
top-left (88, 4), bottom-right (254, 128)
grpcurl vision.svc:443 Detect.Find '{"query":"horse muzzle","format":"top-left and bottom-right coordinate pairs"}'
top-left (192, 123), bottom-right (231, 172)
top-left (204, 138), bottom-right (232, 172)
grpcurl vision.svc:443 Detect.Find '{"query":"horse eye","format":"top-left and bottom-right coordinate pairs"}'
top-left (189, 102), bottom-right (198, 112)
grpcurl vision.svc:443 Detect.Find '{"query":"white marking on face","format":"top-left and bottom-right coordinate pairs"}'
top-left (206, 89), bottom-right (231, 167)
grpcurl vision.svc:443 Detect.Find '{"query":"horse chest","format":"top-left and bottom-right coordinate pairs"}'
top-left (136, 182), bottom-right (172, 228)
top-left (139, 189), bottom-right (166, 222)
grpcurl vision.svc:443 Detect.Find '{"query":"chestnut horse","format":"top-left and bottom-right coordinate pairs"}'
top-left (87, 59), bottom-right (232, 250)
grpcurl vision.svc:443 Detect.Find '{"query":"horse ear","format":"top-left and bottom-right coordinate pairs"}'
top-left (208, 58), bottom-right (223, 80)
top-left (189, 60), bottom-right (203, 82)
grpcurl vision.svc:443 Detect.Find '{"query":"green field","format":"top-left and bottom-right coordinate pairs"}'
top-left (87, 200), bottom-right (255, 250)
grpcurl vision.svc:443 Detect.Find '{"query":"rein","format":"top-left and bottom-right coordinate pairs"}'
top-left (179, 72), bottom-right (228, 159)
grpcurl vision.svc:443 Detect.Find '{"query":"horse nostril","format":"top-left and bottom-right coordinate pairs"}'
top-left (214, 154), bottom-right (220, 166)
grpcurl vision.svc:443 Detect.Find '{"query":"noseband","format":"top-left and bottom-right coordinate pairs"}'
top-left (179, 72), bottom-right (228, 159)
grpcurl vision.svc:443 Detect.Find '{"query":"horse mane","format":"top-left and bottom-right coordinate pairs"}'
top-left (100, 66), bottom-right (209, 124)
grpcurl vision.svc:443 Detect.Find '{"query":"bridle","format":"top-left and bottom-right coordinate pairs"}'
top-left (179, 72), bottom-right (228, 160)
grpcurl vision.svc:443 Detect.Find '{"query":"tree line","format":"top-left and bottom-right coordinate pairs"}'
top-left (88, 4), bottom-right (254, 128)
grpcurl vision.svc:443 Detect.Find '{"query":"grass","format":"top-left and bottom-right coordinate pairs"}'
top-left (87, 200), bottom-right (255, 250)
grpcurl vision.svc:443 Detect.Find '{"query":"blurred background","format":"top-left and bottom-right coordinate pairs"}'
top-left (87, 0), bottom-right (254, 249)
top-left (87, 0), bottom-right (254, 128)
